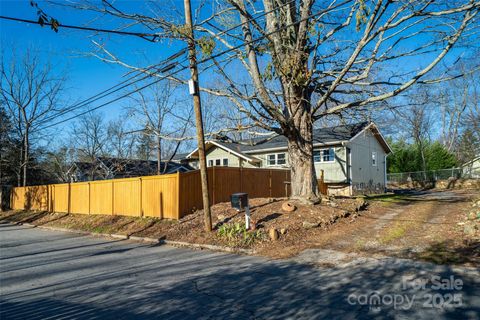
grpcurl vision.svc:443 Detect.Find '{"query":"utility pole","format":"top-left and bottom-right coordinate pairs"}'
top-left (184, 0), bottom-right (212, 232)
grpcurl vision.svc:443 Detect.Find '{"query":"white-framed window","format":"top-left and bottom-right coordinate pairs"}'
top-left (313, 148), bottom-right (335, 163)
top-left (372, 151), bottom-right (377, 166)
top-left (266, 153), bottom-right (286, 166)
top-left (208, 158), bottom-right (229, 167)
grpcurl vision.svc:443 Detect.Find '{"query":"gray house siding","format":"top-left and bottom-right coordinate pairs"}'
top-left (313, 146), bottom-right (348, 183)
top-left (205, 147), bottom-right (258, 168)
top-left (348, 129), bottom-right (387, 193)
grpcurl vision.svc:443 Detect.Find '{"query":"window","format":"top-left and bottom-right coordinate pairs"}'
top-left (372, 151), bottom-right (377, 166)
top-left (313, 148), bottom-right (335, 163)
top-left (208, 158), bottom-right (229, 167)
top-left (322, 148), bottom-right (335, 162)
top-left (266, 153), bottom-right (287, 166)
top-left (267, 154), bottom-right (276, 166)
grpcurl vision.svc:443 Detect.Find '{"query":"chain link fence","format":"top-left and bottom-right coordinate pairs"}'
top-left (387, 167), bottom-right (480, 184)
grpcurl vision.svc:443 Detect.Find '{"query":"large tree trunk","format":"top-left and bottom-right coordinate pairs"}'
top-left (285, 109), bottom-right (319, 204)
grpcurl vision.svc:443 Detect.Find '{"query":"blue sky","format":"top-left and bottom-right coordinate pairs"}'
top-left (0, 0), bottom-right (188, 136)
top-left (1, 0), bottom-right (476, 146)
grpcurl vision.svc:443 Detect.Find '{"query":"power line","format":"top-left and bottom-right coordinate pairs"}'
top-left (37, 2), bottom-right (298, 124)
top-left (40, 49), bottom-right (188, 124)
top-left (0, 15), bottom-right (164, 41)
top-left (43, 3), bottom-right (329, 129)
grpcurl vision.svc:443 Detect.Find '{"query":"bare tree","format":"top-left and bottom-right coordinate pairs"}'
top-left (128, 80), bottom-right (192, 174)
top-left (0, 48), bottom-right (67, 186)
top-left (393, 89), bottom-right (433, 174)
top-left (107, 118), bottom-right (137, 159)
top-left (71, 112), bottom-right (109, 162)
top-left (56, 0), bottom-right (480, 203)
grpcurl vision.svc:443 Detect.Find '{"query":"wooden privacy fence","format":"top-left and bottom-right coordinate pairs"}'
top-left (10, 167), bottom-right (290, 220)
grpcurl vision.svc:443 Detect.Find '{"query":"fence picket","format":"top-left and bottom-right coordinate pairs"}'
top-left (10, 167), bottom-right (290, 220)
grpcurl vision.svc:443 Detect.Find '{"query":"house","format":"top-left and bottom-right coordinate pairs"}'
top-left (461, 155), bottom-right (480, 179)
top-left (68, 157), bottom-right (193, 182)
top-left (185, 122), bottom-right (392, 196)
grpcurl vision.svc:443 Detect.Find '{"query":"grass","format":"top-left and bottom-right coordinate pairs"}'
top-left (379, 224), bottom-right (406, 244)
top-left (365, 194), bottom-right (408, 204)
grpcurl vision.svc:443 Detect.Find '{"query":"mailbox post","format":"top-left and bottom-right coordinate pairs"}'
top-left (230, 193), bottom-right (250, 229)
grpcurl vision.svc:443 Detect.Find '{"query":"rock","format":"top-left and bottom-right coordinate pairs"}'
top-left (282, 202), bottom-right (296, 212)
top-left (280, 228), bottom-right (287, 235)
top-left (464, 224), bottom-right (477, 236)
top-left (269, 228), bottom-right (279, 241)
top-left (355, 198), bottom-right (368, 211)
top-left (467, 211), bottom-right (477, 221)
top-left (250, 218), bottom-right (257, 231)
top-left (303, 221), bottom-right (319, 229)
top-left (340, 210), bottom-right (350, 218)
top-left (327, 201), bottom-right (338, 208)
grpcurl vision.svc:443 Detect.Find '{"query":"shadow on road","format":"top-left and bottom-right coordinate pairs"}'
top-left (1, 225), bottom-right (479, 319)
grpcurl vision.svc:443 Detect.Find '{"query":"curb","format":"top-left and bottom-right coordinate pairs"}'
top-left (37, 225), bottom-right (91, 235)
top-left (129, 235), bottom-right (160, 244)
top-left (162, 240), bottom-right (254, 254)
top-left (10, 222), bottom-right (253, 255)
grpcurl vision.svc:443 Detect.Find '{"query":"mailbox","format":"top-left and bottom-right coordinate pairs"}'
top-left (231, 193), bottom-right (248, 211)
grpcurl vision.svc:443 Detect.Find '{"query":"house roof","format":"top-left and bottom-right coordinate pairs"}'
top-left (462, 155), bottom-right (480, 167)
top-left (72, 157), bottom-right (193, 180)
top-left (186, 122), bottom-right (391, 160)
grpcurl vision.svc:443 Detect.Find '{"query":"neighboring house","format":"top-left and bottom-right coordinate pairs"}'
top-left (185, 122), bottom-right (392, 196)
top-left (462, 156), bottom-right (480, 179)
top-left (67, 157), bottom-right (193, 182)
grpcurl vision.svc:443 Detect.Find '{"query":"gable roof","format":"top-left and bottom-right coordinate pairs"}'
top-left (186, 140), bottom-right (261, 163)
top-left (186, 121), bottom-right (391, 160)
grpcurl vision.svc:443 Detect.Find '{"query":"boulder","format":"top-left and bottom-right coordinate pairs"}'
top-left (464, 224), bottom-right (477, 236)
top-left (302, 221), bottom-right (319, 229)
top-left (282, 202), bottom-right (296, 212)
top-left (269, 228), bottom-right (279, 241)
top-left (355, 198), bottom-right (368, 211)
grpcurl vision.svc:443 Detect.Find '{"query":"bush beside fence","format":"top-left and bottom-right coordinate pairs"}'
top-left (10, 167), bottom-right (290, 220)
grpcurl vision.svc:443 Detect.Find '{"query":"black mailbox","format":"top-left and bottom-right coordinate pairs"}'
top-left (231, 193), bottom-right (248, 210)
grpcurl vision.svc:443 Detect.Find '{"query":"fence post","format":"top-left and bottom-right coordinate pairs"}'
top-left (239, 166), bottom-right (243, 192)
top-left (139, 177), bottom-right (143, 217)
top-left (212, 166), bottom-right (216, 205)
top-left (112, 180), bottom-right (115, 215)
top-left (88, 182), bottom-right (91, 214)
top-left (176, 172), bottom-right (181, 219)
top-left (269, 170), bottom-right (272, 198)
top-left (67, 183), bottom-right (71, 214)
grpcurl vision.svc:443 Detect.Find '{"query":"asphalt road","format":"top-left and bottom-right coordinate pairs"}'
top-left (0, 223), bottom-right (479, 320)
